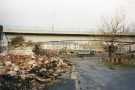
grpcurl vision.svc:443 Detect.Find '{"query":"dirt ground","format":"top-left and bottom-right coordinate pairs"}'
top-left (70, 57), bottom-right (135, 90)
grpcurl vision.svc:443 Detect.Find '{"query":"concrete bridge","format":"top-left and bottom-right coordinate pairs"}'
top-left (3, 27), bottom-right (135, 42)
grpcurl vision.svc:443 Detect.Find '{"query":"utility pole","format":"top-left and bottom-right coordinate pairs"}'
top-left (0, 25), bottom-right (3, 53)
top-left (52, 24), bottom-right (54, 32)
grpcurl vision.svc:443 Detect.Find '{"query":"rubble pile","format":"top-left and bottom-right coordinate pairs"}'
top-left (0, 54), bottom-right (72, 89)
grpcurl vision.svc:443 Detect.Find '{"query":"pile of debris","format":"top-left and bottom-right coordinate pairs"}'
top-left (0, 54), bottom-right (72, 89)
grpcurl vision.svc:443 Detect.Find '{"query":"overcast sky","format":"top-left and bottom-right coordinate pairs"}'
top-left (0, 0), bottom-right (135, 31)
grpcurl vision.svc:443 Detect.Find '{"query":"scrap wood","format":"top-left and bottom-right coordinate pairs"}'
top-left (0, 54), bottom-right (72, 84)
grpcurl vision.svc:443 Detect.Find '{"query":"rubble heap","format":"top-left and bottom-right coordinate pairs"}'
top-left (0, 54), bottom-right (72, 90)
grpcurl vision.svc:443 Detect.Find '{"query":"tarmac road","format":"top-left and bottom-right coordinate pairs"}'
top-left (71, 57), bottom-right (135, 90)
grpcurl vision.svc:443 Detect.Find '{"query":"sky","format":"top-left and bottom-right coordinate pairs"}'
top-left (0, 0), bottom-right (135, 32)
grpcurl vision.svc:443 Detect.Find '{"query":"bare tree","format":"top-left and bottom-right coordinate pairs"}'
top-left (99, 13), bottom-right (127, 61)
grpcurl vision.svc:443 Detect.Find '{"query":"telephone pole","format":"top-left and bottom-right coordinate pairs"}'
top-left (52, 24), bottom-right (54, 32)
top-left (0, 25), bottom-right (3, 53)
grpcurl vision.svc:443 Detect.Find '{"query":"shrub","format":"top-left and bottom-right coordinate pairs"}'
top-left (32, 43), bottom-right (58, 57)
top-left (32, 43), bottom-right (43, 56)
top-left (10, 36), bottom-right (25, 47)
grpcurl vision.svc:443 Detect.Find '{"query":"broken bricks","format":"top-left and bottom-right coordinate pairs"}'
top-left (0, 54), bottom-right (72, 84)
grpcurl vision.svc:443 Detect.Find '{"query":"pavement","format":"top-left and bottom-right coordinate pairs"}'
top-left (70, 57), bottom-right (135, 90)
top-left (43, 67), bottom-right (77, 90)
top-left (44, 79), bottom-right (76, 90)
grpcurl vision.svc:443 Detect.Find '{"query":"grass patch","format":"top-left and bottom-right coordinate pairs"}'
top-left (103, 63), bottom-right (135, 70)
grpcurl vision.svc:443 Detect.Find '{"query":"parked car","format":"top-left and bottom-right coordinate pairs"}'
top-left (76, 49), bottom-right (96, 57)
